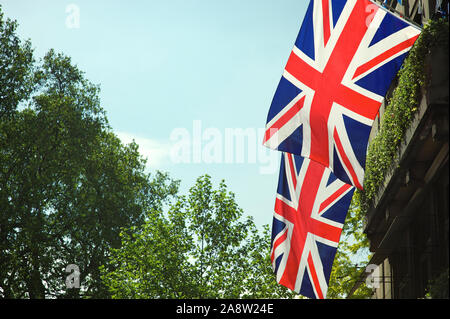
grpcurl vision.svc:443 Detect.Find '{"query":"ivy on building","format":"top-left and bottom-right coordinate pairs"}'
top-left (356, 18), bottom-right (449, 214)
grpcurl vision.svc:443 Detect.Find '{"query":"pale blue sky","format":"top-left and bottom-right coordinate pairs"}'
top-left (1, 0), bottom-right (308, 228)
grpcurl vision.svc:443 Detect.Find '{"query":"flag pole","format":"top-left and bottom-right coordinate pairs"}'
top-left (368, 0), bottom-right (424, 31)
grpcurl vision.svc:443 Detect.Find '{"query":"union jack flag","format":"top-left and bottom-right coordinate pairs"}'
top-left (271, 152), bottom-right (355, 298)
top-left (263, 0), bottom-right (421, 189)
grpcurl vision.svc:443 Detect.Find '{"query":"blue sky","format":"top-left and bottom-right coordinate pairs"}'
top-left (1, 0), bottom-right (308, 228)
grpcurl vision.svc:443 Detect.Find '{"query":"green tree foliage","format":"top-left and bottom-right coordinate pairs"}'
top-left (101, 175), bottom-right (295, 299)
top-left (0, 7), bottom-right (178, 298)
top-left (0, 9), bottom-right (34, 119)
top-left (327, 192), bottom-right (373, 299)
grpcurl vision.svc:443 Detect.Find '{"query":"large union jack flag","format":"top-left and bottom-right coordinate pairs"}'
top-left (271, 152), bottom-right (355, 298)
top-left (263, 0), bottom-right (421, 189)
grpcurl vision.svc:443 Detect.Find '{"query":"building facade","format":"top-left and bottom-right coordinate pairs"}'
top-left (352, 0), bottom-right (449, 299)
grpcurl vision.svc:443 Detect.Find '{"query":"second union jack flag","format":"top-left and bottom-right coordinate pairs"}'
top-left (263, 0), bottom-right (421, 189)
top-left (271, 152), bottom-right (355, 298)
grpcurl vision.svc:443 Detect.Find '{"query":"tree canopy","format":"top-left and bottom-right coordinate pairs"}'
top-left (0, 8), bottom-right (178, 298)
top-left (101, 175), bottom-right (295, 298)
